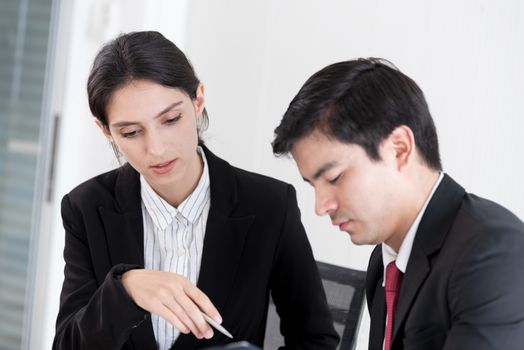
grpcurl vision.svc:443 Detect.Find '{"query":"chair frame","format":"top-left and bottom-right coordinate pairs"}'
top-left (316, 261), bottom-right (366, 349)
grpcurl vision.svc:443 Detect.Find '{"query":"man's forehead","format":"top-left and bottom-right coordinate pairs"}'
top-left (291, 141), bottom-right (342, 180)
top-left (291, 131), bottom-right (348, 159)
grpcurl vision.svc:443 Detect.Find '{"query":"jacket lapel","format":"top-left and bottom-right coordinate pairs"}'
top-left (99, 164), bottom-right (145, 267)
top-left (392, 174), bottom-right (465, 342)
top-left (366, 246), bottom-right (386, 350)
top-left (173, 147), bottom-right (254, 349)
top-left (392, 247), bottom-right (430, 342)
top-left (369, 280), bottom-right (387, 350)
top-left (98, 164), bottom-right (157, 350)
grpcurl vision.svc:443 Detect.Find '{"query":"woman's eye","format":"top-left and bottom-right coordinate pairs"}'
top-left (122, 130), bottom-right (140, 138)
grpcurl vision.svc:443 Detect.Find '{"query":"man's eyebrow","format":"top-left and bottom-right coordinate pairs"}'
top-left (110, 101), bottom-right (183, 128)
top-left (302, 161), bottom-right (338, 182)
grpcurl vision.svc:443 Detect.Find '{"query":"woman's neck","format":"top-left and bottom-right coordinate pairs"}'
top-left (152, 151), bottom-right (204, 208)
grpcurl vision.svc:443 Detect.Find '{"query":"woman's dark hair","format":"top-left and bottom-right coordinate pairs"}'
top-left (272, 58), bottom-right (441, 171)
top-left (87, 31), bottom-right (208, 141)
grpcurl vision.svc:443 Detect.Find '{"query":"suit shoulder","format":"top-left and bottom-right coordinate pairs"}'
top-left (449, 193), bottom-right (524, 258)
top-left (231, 165), bottom-right (291, 198)
top-left (64, 166), bottom-right (124, 206)
top-left (459, 193), bottom-right (524, 236)
top-left (231, 165), bottom-right (288, 187)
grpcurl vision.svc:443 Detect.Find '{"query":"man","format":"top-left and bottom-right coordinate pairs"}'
top-left (272, 58), bottom-right (524, 349)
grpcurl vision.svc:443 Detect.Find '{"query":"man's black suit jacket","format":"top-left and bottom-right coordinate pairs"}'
top-left (53, 147), bottom-right (339, 350)
top-left (366, 174), bottom-right (524, 350)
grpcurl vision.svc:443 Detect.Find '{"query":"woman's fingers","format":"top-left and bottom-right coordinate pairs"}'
top-left (162, 290), bottom-right (213, 339)
top-left (184, 283), bottom-right (223, 324)
top-left (155, 301), bottom-right (189, 335)
top-left (121, 269), bottom-right (221, 339)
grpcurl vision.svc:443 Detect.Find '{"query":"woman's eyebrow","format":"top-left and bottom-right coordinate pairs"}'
top-left (153, 100), bottom-right (183, 119)
top-left (111, 101), bottom-right (183, 128)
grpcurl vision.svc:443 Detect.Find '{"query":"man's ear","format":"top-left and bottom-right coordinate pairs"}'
top-left (194, 83), bottom-right (206, 114)
top-left (94, 119), bottom-right (113, 142)
top-left (385, 125), bottom-right (415, 171)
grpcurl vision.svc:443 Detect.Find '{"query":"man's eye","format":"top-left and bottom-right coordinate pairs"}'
top-left (328, 174), bottom-right (341, 184)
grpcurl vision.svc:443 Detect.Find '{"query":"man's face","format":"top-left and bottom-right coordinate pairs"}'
top-left (291, 130), bottom-right (407, 247)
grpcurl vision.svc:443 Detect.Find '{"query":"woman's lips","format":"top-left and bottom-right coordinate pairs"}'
top-left (151, 159), bottom-right (176, 175)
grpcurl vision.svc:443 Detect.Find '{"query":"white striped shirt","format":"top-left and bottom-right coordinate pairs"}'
top-left (140, 147), bottom-right (210, 350)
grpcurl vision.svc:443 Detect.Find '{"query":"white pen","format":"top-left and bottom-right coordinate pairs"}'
top-left (201, 312), bottom-right (233, 339)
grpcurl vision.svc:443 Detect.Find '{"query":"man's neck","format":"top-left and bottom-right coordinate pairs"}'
top-left (387, 168), bottom-right (440, 252)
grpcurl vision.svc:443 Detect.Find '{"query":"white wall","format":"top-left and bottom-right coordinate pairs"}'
top-left (38, 0), bottom-right (524, 348)
top-left (183, 0), bottom-right (524, 270)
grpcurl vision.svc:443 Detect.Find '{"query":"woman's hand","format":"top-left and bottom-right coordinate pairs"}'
top-left (121, 269), bottom-right (222, 339)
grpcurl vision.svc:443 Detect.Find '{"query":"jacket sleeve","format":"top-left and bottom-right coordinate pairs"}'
top-left (270, 185), bottom-right (340, 350)
top-left (52, 194), bottom-right (148, 350)
top-left (443, 225), bottom-right (524, 350)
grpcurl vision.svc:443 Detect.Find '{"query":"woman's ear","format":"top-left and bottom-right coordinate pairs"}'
top-left (94, 118), bottom-right (113, 142)
top-left (194, 83), bottom-right (206, 114)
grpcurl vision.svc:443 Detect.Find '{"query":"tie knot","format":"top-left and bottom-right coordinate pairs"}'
top-left (385, 261), bottom-right (403, 293)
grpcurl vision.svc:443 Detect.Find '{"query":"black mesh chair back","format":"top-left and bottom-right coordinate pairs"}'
top-left (263, 261), bottom-right (366, 349)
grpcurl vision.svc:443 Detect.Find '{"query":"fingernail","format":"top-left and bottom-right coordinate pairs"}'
top-left (205, 330), bottom-right (213, 339)
top-left (214, 315), bottom-right (223, 324)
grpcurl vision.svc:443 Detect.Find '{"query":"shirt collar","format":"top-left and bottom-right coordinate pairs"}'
top-left (382, 172), bottom-right (444, 282)
top-left (140, 146), bottom-right (210, 230)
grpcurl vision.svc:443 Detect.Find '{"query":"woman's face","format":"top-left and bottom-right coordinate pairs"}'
top-left (98, 79), bottom-right (205, 197)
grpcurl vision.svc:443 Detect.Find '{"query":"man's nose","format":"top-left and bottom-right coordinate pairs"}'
top-left (315, 190), bottom-right (337, 216)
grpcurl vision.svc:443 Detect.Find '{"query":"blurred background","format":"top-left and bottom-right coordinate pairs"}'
top-left (0, 0), bottom-right (523, 349)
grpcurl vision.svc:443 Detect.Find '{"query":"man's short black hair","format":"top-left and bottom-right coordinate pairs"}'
top-left (272, 58), bottom-right (442, 171)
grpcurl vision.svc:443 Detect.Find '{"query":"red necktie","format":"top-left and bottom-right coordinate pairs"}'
top-left (384, 261), bottom-right (403, 350)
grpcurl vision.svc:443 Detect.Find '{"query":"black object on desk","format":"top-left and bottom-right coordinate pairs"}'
top-left (203, 341), bottom-right (261, 350)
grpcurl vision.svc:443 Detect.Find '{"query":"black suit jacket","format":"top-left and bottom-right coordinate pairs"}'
top-left (53, 147), bottom-right (339, 350)
top-left (366, 174), bottom-right (524, 350)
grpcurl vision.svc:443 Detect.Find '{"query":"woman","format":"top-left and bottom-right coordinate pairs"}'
top-left (52, 31), bottom-right (338, 350)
